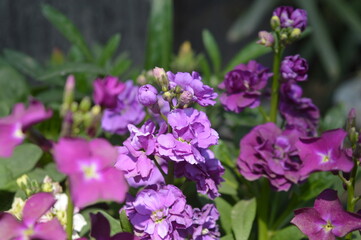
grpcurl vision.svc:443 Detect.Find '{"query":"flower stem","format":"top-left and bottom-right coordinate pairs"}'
top-left (66, 181), bottom-right (74, 240)
top-left (269, 41), bottom-right (283, 123)
top-left (167, 161), bottom-right (175, 185)
top-left (258, 179), bottom-right (270, 240)
top-left (345, 158), bottom-right (359, 240)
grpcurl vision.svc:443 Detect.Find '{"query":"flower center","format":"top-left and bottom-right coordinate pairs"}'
top-left (323, 220), bottom-right (334, 232)
top-left (24, 227), bottom-right (34, 237)
top-left (321, 155), bottom-right (330, 163)
top-left (151, 209), bottom-right (166, 223)
top-left (13, 123), bottom-right (25, 139)
top-left (202, 228), bottom-right (210, 235)
top-left (81, 163), bottom-right (100, 180)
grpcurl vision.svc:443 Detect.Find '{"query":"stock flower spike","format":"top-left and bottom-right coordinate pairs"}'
top-left (0, 192), bottom-right (66, 240)
top-left (53, 138), bottom-right (128, 208)
top-left (191, 204), bottom-right (220, 240)
top-left (273, 6), bottom-right (308, 31)
top-left (219, 60), bottom-right (272, 113)
top-left (93, 76), bottom-right (125, 109)
top-left (291, 189), bottom-right (361, 240)
top-left (0, 99), bottom-right (52, 157)
top-left (101, 80), bottom-right (145, 135)
top-left (281, 54), bottom-right (308, 82)
top-left (296, 128), bottom-right (354, 176)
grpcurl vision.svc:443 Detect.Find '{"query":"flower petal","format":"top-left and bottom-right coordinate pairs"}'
top-left (0, 213), bottom-right (23, 239)
top-left (22, 192), bottom-right (55, 226)
top-left (33, 218), bottom-right (66, 240)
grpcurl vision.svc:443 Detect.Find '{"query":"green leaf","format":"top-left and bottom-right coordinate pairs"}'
top-left (98, 34), bottom-right (121, 67)
top-left (221, 235), bottom-right (235, 240)
top-left (119, 209), bottom-right (133, 233)
top-left (144, 0), bottom-right (173, 69)
top-left (215, 197), bottom-right (233, 235)
top-left (80, 209), bottom-right (121, 236)
top-left (271, 225), bottom-right (304, 240)
top-left (320, 104), bottom-right (346, 131)
top-left (198, 54), bottom-right (212, 85)
top-left (224, 41), bottom-right (271, 73)
top-left (38, 63), bottom-right (107, 81)
top-left (0, 191), bottom-right (15, 211)
top-left (41, 4), bottom-right (93, 61)
top-left (3, 49), bottom-right (43, 78)
top-left (110, 56), bottom-right (132, 76)
top-left (202, 29), bottom-right (222, 73)
top-left (231, 198), bottom-right (257, 240)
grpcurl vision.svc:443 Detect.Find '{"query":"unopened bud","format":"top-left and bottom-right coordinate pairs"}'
top-left (153, 67), bottom-right (166, 80)
top-left (16, 175), bottom-right (29, 189)
top-left (271, 16), bottom-right (280, 30)
top-left (162, 91), bottom-right (173, 102)
top-left (138, 84), bottom-right (158, 106)
top-left (347, 108), bottom-right (356, 131)
top-left (179, 91), bottom-right (193, 105)
top-left (257, 31), bottom-right (274, 47)
top-left (71, 102), bottom-right (78, 112)
top-left (280, 33), bottom-right (288, 41)
top-left (175, 86), bottom-right (183, 94)
top-left (290, 28), bottom-right (301, 40)
top-left (137, 74), bottom-right (147, 85)
top-left (91, 105), bottom-right (102, 116)
top-left (79, 97), bottom-right (91, 112)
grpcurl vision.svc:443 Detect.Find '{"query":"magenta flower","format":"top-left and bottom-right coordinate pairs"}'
top-left (296, 129), bottom-right (353, 176)
top-left (124, 184), bottom-right (193, 240)
top-left (281, 55), bottom-right (308, 82)
top-left (219, 60), bottom-right (272, 113)
top-left (273, 6), bottom-right (308, 31)
top-left (0, 192), bottom-right (66, 240)
top-left (93, 76), bottom-right (125, 109)
top-left (101, 80), bottom-right (145, 135)
top-left (191, 204), bottom-right (220, 240)
top-left (0, 99), bottom-right (52, 157)
top-left (291, 189), bottom-right (361, 240)
top-left (53, 138), bottom-right (128, 208)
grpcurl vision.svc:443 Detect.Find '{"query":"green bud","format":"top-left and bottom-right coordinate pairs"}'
top-left (175, 85), bottom-right (183, 94)
top-left (71, 102), bottom-right (78, 112)
top-left (162, 91), bottom-right (173, 102)
top-left (290, 28), bottom-right (301, 40)
top-left (91, 105), bottom-right (102, 116)
top-left (79, 97), bottom-right (91, 112)
top-left (280, 33), bottom-right (288, 41)
top-left (270, 16), bottom-right (280, 30)
top-left (16, 175), bottom-right (29, 189)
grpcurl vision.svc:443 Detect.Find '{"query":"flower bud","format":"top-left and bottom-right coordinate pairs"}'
top-left (257, 31), bottom-right (274, 47)
top-left (290, 28), bottom-right (301, 40)
top-left (162, 91), bottom-right (173, 102)
top-left (271, 15), bottom-right (280, 30)
top-left (138, 84), bottom-right (158, 106)
top-left (179, 91), bottom-right (193, 106)
top-left (79, 97), bottom-right (91, 112)
top-left (153, 67), bottom-right (169, 91)
top-left (153, 67), bottom-right (166, 80)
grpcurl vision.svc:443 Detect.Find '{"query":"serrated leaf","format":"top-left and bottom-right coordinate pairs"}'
top-left (202, 29), bottom-right (222, 73)
top-left (215, 197), bottom-right (233, 235)
top-left (41, 4), bottom-right (93, 61)
top-left (98, 34), bottom-right (121, 67)
top-left (3, 49), bottom-right (43, 78)
top-left (231, 198), bottom-right (257, 240)
top-left (271, 225), bottom-right (304, 240)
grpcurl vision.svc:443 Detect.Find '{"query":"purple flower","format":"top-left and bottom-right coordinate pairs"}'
top-left (124, 184), bottom-right (193, 239)
top-left (101, 80), bottom-right (145, 135)
top-left (167, 71), bottom-right (217, 107)
top-left (219, 60), bottom-right (272, 113)
top-left (191, 204), bottom-right (220, 240)
top-left (273, 6), bottom-right (308, 31)
top-left (0, 100), bottom-right (52, 157)
top-left (93, 76), bottom-right (125, 109)
top-left (0, 192), bottom-right (66, 240)
top-left (138, 84), bottom-right (158, 106)
top-left (291, 189), bottom-right (361, 239)
top-left (238, 122), bottom-right (305, 191)
top-left (296, 129), bottom-right (353, 176)
top-left (280, 82), bottom-right (320, 136)
top-left (175, 149), bottom-right (224, 199)
top-left (168, 108), bottom-right (219, 149)
top-left (53, 138), bottom-right (128, 208)
top-left (281, 55), bottom-right (308, 82)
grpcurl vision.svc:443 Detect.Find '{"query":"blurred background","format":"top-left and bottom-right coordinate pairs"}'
top-left (1, 0), bottom-right (361, 119)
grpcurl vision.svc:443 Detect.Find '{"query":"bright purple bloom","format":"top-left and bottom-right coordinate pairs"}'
top-left (167, 71), bottom-right (217, 107)
top-left (219, 60), bottom-right (272, 113)
top-left (280, 82), bottom-right (320, 136)
top-left (175, 149), bottom-right (224, 199)
top-left (93, 76), bottom-right (125, 109)
top-left (90, 212), bottom-right (139, 240)
top-left (273, 6), bottom-right (308, 31)
top-left (281, 55), bottom-right (308, 82)
top-left (53, 138), bottom-right (128, 209)
top-left (291, 189), bottom-right (361, 240)
top-left (138, 84), bottom-right (158, 106)
top-left (296, 129), bottom-right (353, 176)
top-left (0, 192), bottom-right (66, 240)
top-left (168, 108), bottom-right (218, 149)
top-left (101, 80), bottom-right (145, 135)
top-left (191, 204), bottom-right (220, 240)
top-left (124, 184), bottom-right (193, 240)
top-left (238, 122), bottom-right (305, 191)
top-left (0, 100), bottom-right (52, 157)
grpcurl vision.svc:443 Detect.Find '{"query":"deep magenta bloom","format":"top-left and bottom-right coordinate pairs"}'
top-left (138, 84), bottom-right (158, 106)
top-left (296, 129), bottom-right (353, 176)
top-left (191, 204), bottom-right (220, 240)
top-left (281, 55), bottom-right (308, 82)
top-left (101, 80), bottom-right (145, 135)
top-left (219, 60), bottom-right (272, 113)
top-left (238, 122), bottom-right (305, 191)
top-left (291, 189), bottom-right (361, 240)
top-left (93, 76), bottom-right (125, 108)
top-left (0, 100), bottom-right (52, 157)
top-left (124, 184), bottom-right (193, 240)
top-left (53, 138), bottom-right (128, 208)
top-left (167, 71), bottom-right (217, 107)
top-left (280, 82), bottom-right (320, 136)
top-left (168, 108), bottom-right (218, 149)
top-left (0, 192), bottom-right (66, 240)
top-left (273, 6), bottom-right (308, 31)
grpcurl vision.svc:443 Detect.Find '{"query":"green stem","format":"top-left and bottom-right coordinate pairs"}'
top-left (66, 182), bottom-right (74, 240)
top-left (167, 161), bottom-right (174, 185)
top-left (269, 45), bottom-right (283, 123)
top-left (345, 158), bottom-right (359, 240)
top-left (257, 179), bottom-right (270, 240)
top-left (151, 156), bottom-right (167, 182)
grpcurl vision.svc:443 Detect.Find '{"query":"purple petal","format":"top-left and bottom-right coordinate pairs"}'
top-left (291, 208), bottom-right (325, 236)
top-left (0, 213), bottom-right (23, 239)
top-left (90, 212), bottom-right (111, 239)
top-left (22, 192), bottom-right (55, 226)
top-left (32, 218), bottom-right (66, 240)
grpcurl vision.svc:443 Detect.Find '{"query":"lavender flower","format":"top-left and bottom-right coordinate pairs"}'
top-left (273, 6), bottom-right (308, 31)
top-left (101, 80), bottom-right (145, 135)
top-left (296, 129), bottom-right (354, 176)
top-left (53, 138), bottom-right (128, 208)
top-left (291, 189), bottom-right (361, 239)
top-left (138, 84), bottom-right (158, 106)
top-left (124, 184), bottom-right (193, 239)
top-left (219, 60), bottom-right (272, 113)
top-left (281, 55), bottom-right (308, 82)
top-left (93, 76), bottom-right (125, 109)
top-left (191, 204), bottom-right (220, 240)
top-left (0, 100), bottom-right (52, 157)
top-left (238, 122), bottom-right (305, 191)
top-left (0, 192), bottom-right (66, 240)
